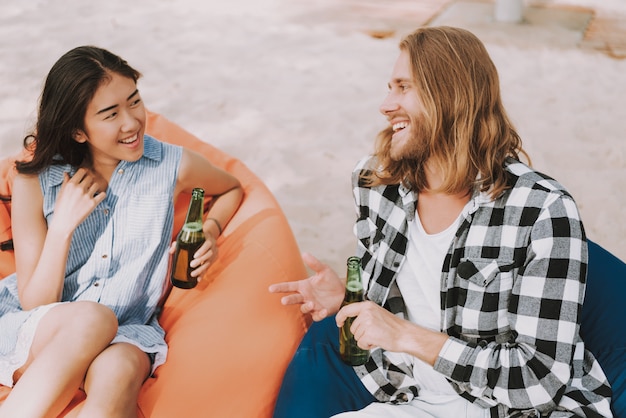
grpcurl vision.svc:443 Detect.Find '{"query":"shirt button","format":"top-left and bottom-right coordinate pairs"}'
top-left (104, 209), bottom-right (110, 215)
top-left (94, 282), bottom-right (100, 287)
top-left (117, 168), bottom-right (124, 174)
top-left (102, 254), bottom-right (108, 259)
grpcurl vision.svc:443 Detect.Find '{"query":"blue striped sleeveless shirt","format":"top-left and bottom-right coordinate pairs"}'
top-left (0, 135), bottom-right (181, 384)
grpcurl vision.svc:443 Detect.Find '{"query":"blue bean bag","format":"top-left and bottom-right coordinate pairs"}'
top-left (581, 240), bottom-right (626, 417)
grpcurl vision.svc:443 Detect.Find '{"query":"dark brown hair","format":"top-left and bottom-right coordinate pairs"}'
top-left (16, 46), bottom-right (141, 174)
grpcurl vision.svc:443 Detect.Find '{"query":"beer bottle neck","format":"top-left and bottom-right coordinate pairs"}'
top-left (184, 188), bottom-right (205, 225)
top-left (344, 256), bottom-right (363, 303)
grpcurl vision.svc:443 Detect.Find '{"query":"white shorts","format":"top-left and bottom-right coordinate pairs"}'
top-left (0, 302), bottom-right (63, 387)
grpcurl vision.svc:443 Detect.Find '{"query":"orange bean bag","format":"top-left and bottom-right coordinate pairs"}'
top-left (0, 110), bottom-right (309, 417)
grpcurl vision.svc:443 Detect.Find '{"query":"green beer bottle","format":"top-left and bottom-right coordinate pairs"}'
top-left (171, 188), bottom-right (206, 289)
top-left (339, 256), bottom-right (370, 365)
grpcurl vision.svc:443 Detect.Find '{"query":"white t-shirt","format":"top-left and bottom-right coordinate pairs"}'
top-left (395, 210), bottom-right (460, 396)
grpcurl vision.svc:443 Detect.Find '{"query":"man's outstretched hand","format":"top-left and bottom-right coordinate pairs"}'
top-left (269, 252), bottom-right (345, 321)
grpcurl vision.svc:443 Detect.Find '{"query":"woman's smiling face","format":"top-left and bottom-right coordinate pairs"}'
top-left (75, 72), bottom-right (146, 171)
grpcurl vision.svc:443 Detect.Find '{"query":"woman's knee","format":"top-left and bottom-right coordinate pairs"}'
top-left (89, 343), bottom-right (150, 387)
top-left (64, 301), bottom-right (118, 341)
top-left (110, 344), bottom-right (150, 378)
top-left (37, 301), bottom-right (118, 350)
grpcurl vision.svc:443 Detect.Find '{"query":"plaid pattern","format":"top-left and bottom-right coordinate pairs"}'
top-left (351, 156), bottom-right (612, 417)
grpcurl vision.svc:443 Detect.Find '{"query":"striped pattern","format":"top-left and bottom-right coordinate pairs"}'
top-left (350, 156), bottom-right (612, 417)
top-left (0, 135), bottom-right (181, 383)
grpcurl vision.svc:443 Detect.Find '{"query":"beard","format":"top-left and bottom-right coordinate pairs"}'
top-left (389, 113), bottom-right (430, 163)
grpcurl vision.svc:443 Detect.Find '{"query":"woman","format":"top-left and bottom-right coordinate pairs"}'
top-left (0, 46), bottom-right (243, 417)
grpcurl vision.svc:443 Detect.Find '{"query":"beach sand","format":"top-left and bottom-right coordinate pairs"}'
top-left (1, 0), bottom-right (625, 273)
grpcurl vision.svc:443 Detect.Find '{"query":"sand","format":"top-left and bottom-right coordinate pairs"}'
top-left (1, 0), bottom-right (625, 273)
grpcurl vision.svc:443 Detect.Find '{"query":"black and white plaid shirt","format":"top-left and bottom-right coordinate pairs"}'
top-left (351, 156), bottom-right (612, 417)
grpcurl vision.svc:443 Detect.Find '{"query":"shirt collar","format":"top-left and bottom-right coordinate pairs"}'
top-left (47, 134), bottom-right (161, 187)
top-left (398, 183), bottom-right (417, 221)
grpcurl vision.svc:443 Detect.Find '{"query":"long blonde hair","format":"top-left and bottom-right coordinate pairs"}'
top-left (367, 26), bottom-right (528, 198)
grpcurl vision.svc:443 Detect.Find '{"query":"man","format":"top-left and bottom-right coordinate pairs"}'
top-left (269, 26), bottom-right (612, 417)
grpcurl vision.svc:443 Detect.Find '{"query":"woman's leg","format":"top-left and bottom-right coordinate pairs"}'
top-left (0, 301), bottom-right (118, 418)
top-left (77, 342), bottom-right (150, 418)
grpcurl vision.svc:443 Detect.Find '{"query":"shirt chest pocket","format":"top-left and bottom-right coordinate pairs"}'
top-left (457, 258), bottom-right (516, 288)
top-left (455, 258), bottom-right (516, 332)
top-left (121, 194), bottom-right (171, 246)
